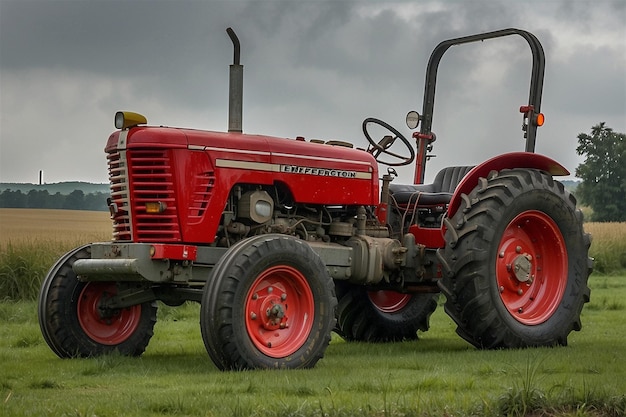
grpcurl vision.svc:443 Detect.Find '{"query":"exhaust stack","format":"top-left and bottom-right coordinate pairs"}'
top-left (227, 27), bottom-right (243, 133)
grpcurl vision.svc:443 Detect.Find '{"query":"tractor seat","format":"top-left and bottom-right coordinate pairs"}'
top-left (388, 166), bottom-right (474, 206)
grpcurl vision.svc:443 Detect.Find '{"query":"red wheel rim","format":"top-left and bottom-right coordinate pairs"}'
top-left (77, 282), bottom-right (142, 345)
top-left (368, 290), bottom-right (411, 313)
top-left (496, 210), bottom-right (567, 325)
top-left (244, 265), bottom-right (315, 358)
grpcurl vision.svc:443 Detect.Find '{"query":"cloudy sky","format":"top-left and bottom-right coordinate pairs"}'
top-left (1, 0), bottom-right (624, 185)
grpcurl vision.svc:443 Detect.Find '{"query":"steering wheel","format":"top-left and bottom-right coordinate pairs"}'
top-left (362, 117), bottom-right (415, 166)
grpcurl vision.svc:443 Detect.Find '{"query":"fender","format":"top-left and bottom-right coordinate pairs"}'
top-left (447, 152), bottom-right (569, 218)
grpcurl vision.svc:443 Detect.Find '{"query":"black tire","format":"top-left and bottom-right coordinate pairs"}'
top-left (437, 169), bottom-right (592, 348)
top-left (38, 245), bottom-right (158, 357)
top-left (335, 283), bottom-right (438, 342)
top-left (200, 234), bottom-right (337, 370)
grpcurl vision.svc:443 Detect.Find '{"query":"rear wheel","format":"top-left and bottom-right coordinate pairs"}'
top-left (335, 284), bottom-right (438, 342)
top-left (437, 169), bottom-right (592, 348)
top-left (38, 245), bottom-right (158, 357)
top-left (200, 234), bottom-right (336, 370)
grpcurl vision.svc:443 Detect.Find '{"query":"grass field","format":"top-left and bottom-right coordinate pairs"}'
top-left (1, 276), bottom-right (625, 417)
top-left (1, 208), bottom-right (625, 416)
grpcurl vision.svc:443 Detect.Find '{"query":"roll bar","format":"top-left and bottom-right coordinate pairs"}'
top-left (415, 28), bottom-right (545, 183)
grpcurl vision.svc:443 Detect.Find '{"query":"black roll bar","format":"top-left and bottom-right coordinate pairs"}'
top-left (417, 28), bottom-right (545, 178)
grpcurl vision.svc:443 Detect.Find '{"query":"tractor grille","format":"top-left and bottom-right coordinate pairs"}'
top-left (108, 149), bottom-right (181, 242)
top-left (108, 150), bottom-right (132, 241)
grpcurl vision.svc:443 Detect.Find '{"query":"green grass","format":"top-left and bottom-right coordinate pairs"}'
top-left (1, 275), bottom-right (625, 417)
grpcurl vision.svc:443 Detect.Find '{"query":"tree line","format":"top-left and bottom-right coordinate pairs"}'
top-left (0, 189), bottom-right (108, 211)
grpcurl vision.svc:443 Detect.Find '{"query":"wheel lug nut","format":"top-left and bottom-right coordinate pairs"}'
top-left (252, 293), bottom-right (258, 300)
top-left (250, 312), bottom-right (257, 320)
top-left (267, 286), bottom-right (273, 293)
top-left (281, 293), bottom-right (287, 301)
top-left (499, 286), bottom-right (504, 293)
top-left (516, 246), bottom-right (522, 253)
top-left (517, 289), bottom-right (523, 295)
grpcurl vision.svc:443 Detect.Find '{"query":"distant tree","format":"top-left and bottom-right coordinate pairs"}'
top-left (575, 123), bottom-right (625, 222)
top-left (0, 189), bottom-right (26, 208)
top-left (26, 189), bottom-right (50, 208)
top-left (49, 192), bottom-right (65, 209)
top-left (84, 192), bottom-right (108, 211)
top-left (63, 189), bottom-right (84, 210)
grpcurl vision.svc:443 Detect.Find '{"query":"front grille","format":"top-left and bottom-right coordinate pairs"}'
top-left (129, 150), bottom-right (180, 242)
top-left (107, 149), bottom-right (181, 242)
top-left (108, 150), bottom-right (132, 241)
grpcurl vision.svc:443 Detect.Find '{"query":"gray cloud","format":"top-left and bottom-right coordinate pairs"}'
top-left (1, 0), bottom-right (624, 184)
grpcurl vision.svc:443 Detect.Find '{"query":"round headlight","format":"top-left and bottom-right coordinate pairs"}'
top-left (114, 111), bottom-right (125, 129)
top-left (114, 111), bottom-right (147, 129)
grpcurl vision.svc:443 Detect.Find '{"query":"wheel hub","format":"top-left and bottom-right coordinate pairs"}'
top-left (251, 288), bottom-right (289, 331)
top-left (512, 254), bottom-right (533, 283)
top-left (97, 292), bottom-right (122, 322)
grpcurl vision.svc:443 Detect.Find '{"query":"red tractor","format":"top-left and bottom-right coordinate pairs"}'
top-left (38, 28), bottom-right (592, 370)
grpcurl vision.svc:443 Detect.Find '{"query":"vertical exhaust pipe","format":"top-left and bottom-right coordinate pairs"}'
top-left (227, 28), bottom-right (243, 133)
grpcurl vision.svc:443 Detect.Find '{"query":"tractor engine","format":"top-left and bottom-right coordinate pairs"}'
top-left (217, 183), bottom-right (366, 247)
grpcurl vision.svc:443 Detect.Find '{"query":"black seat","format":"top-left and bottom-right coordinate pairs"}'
top-left (389, 166), bottom-right (474, 206)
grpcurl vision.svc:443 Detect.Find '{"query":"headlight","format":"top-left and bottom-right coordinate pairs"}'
top-left (115, 111), bottom-right (147, 129)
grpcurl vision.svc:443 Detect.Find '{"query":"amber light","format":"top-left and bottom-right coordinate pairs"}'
top-left (535, 113), bottom-right (545, 126)
top-left (145, 201), bottom-right (167, 214)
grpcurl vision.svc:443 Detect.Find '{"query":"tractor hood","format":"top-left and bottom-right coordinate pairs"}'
top-left (106, 126), bottom-right (377, 179)
top-left (106, 126), bottom-right (380, 210)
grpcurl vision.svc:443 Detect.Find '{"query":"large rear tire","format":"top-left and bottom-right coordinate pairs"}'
top-left (437, 169), bottom-right (592, 348)
top-left (200, 234), bottom-right (337, 370)
top-left (38, 245), bottom-right (158, 357)
top-left (335, 283), bottom-right (438, 342)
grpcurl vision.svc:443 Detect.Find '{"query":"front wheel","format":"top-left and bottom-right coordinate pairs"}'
top-left (437, 169), bottom-right (592, 349)
top-left (38, 245), bottom-right (158, 358)
top-left (200, 235), bottom-right (337, 370)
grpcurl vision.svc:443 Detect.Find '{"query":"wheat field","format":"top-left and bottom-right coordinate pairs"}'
top-left (0, 208), bottom-right (111, 244)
